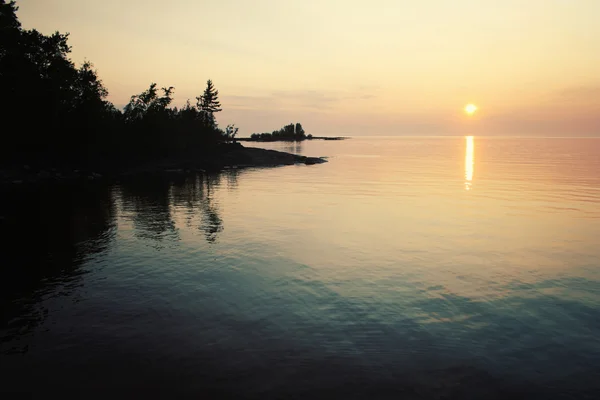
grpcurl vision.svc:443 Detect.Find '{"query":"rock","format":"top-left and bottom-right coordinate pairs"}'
top-left (13, 180), bottom-right (23, 184)
top-left (305, 157), bottom-right (327, 165)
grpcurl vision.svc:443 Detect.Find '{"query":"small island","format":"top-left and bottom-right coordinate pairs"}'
top-left (235, 123), bottom-right (347, 142)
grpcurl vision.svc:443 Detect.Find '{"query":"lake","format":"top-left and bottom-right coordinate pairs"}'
top-left (1, 136), bottom-right (599, 398)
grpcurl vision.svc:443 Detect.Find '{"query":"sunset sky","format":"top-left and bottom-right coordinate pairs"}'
top-left (17, 0), bottom-right (600, 136)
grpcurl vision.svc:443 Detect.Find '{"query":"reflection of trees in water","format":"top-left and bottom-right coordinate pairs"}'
top-left (0, 185), bottom-right (116, 353)
top-left (118, 177), bottom-right (179, 247)
top-left (169, 173), bottom-right (230, 243)
top-left (120, 170), bottom-right (241, 245)
top-left (0, 170), bottom-right (240, 353)
top-left (225, 168), bottom-right (240, 190)
top-left (200, 174), bottom-right (224, 243)
top-left (280, 141), bottom-right (303, 155)
top-left (201, 201), bottom-right (223, 243)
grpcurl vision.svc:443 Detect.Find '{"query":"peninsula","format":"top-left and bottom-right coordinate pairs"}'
top-left (0, 2), bottom-right (328, 187)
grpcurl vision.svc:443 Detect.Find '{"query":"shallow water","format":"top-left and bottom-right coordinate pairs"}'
top-left (1, 137), bottom-right (599, 398)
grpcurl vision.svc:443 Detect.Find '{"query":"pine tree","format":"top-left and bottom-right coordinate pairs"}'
top-left (197, 79), bottom-right (222, 113)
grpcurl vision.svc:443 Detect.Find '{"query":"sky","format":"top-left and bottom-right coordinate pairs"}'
top-left (17, 0), bottom-right (600, 136)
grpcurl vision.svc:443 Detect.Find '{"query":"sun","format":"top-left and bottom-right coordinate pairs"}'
top-left (465, 104), bottom-right (478, 115)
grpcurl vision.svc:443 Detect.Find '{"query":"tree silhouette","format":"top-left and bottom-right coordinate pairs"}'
top-left (124, 83), bottom-right (174, 122)
top-left (225, 124), bottom-right (239, 143)
top-left (194, 79), bottom-right (222, 129)
top-left (295, 123), bottom-right (305, 139)
top-left (0, 1), bottom-right (117, 164)
top-left (197, 79), bottom-right (222, 114)
top-left (0, 1), bottom-right (20, 32)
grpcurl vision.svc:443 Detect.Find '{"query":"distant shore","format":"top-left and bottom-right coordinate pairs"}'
top-left (0, 143), bottom-right (327, 187)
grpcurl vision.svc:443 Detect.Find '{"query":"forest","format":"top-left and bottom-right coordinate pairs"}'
top-left (0, 0), bottom-right (237, 170)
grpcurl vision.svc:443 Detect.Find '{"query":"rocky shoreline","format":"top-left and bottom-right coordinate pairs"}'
top-left (0, 144), bottom-right (327, 187)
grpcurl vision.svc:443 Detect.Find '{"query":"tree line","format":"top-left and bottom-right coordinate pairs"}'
top-left (0, 0), bottom-right (237, 169)
top-left (250, 123), bottom-right (311, 142)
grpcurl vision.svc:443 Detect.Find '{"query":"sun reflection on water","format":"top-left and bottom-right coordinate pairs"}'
top-left (465, 136), bottom-right (474, 190)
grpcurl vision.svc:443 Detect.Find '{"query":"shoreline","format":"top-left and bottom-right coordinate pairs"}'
top-left (0, 143), bottom-right (327, 187)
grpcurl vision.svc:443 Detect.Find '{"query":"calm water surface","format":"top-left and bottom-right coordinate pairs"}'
top-left (1, 137), bottom-right (599, 398)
